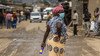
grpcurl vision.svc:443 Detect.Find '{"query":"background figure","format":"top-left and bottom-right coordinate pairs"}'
top-left (83, 9), bottom-right (91, 36)
top-left (27, 10), bottom-right (30, 20)
top-left (12, 12), bottom-right (17, 29)
top-left (6, 12), bottom-right (12, 29)
top-left (94, 8), bottom-right (100, 35)
top-left (20, 11), bottom-right (24, 21)
top-left (0, 13), bottom-right (4, 29)
top-left (40, 7), bottom-right (44, 20)
top-left (62, 2), bottom-right (71, 26)
top-left (3, 12), bottom-right (6, 27)
top-left (16, 10), bottom-right (21, 23)
top-left (46, 12), bottom-right (52, 24)
top-left (72, 10), bottom-right (78, 37)
top-left (25, 10), bottom-right (29, 21)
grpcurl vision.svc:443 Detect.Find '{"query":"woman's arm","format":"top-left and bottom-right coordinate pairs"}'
top-left (41, 25), bottom-right (50, 48)
top-left (56, 22), bottom-right (62, 38)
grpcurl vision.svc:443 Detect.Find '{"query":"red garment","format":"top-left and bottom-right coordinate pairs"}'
top-left (12, 14), bottom-right (17, 19)
top-left (52, 5), bottom-right (64, 15)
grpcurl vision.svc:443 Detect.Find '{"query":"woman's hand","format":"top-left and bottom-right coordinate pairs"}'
top-left (41, 42), bottom-right (46, 48)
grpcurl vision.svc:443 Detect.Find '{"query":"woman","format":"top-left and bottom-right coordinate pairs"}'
top-left (41, 5), bottom-right (67, 56)
top-left (6, 12), bottom-right (12, 29)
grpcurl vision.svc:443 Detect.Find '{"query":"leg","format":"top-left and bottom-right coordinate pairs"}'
top-left (6, 20), bottom-right (9, 29)
top-left (11, 21), bottom-right (13, 28)
top-left (87, 22), bottom-right (90, 36)
top-left (84, 22), bottom-right (88, 35)
top-left (74, 24), bottom-right (77, 35)
top-left (73, 24), bottom-right (77, 36)
top-left (73, 24), bottom-right (75, 36)
top-left (8, 20), bottom-right (11, 29)
top-left (14, 20), bottom-right (17, 28)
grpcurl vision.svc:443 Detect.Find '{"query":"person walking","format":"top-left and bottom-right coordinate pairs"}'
top-left (41, 5), bottom-right (67, 56)
top-left (6, 12), bottom-right (12, 29)
top-left (0, 13), bottom-right (4, 29)
top-left (83, 9), bottom-right (91, 36)
top-left (72, 10), bottom-right (79, 37)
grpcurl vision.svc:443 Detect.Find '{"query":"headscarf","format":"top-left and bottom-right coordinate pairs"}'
top-left (52, 5), bottom-right (64, 15)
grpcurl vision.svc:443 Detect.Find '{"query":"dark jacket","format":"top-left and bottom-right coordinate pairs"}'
top-left (83, 12), bottom-right (91, 22)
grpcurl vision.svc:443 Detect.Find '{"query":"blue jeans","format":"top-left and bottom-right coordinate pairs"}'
top-left (6, 20), bottom-right (11, 29)
top-left (12, 19), bottom-right (17, 28)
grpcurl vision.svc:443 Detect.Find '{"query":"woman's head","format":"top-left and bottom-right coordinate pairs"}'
top-left (52, 5), bottom-right (64, 16)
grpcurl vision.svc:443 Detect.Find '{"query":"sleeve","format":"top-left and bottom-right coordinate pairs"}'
top-left (47, 19), bottom-right (52, 26)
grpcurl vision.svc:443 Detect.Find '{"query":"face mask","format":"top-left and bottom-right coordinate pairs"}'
top-left (59, 13), bottom-right (65, 19)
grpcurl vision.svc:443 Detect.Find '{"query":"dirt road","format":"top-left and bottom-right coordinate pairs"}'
top-left (0, 21), bottom-right (100, 56)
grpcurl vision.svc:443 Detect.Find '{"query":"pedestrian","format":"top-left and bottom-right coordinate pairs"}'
top-left (27, 10), bottom-right (30, 20)
top-left (94, 8), bottom-right (100, 35)
top-left (72, 10), bottom-right (79, 37)
top-left (12, 12), bottom-right (17, 29)
top-left (41, 5), bottom-right (67, 56)
top-left (6, 11), bottom-right (12, 29)
top-left (83, 9), bottom-right (91, 36)
top-left (0, 12), bottom-right (4, 29)
top-left (61, 2), bottom-right (71, 26)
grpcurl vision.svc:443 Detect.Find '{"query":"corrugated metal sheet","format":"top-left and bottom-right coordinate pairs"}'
top-left (13, 0), bottom-right (41, 4)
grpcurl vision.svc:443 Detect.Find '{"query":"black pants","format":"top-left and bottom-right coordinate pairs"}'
top-left (73, 24), bottom-right (77, 36)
